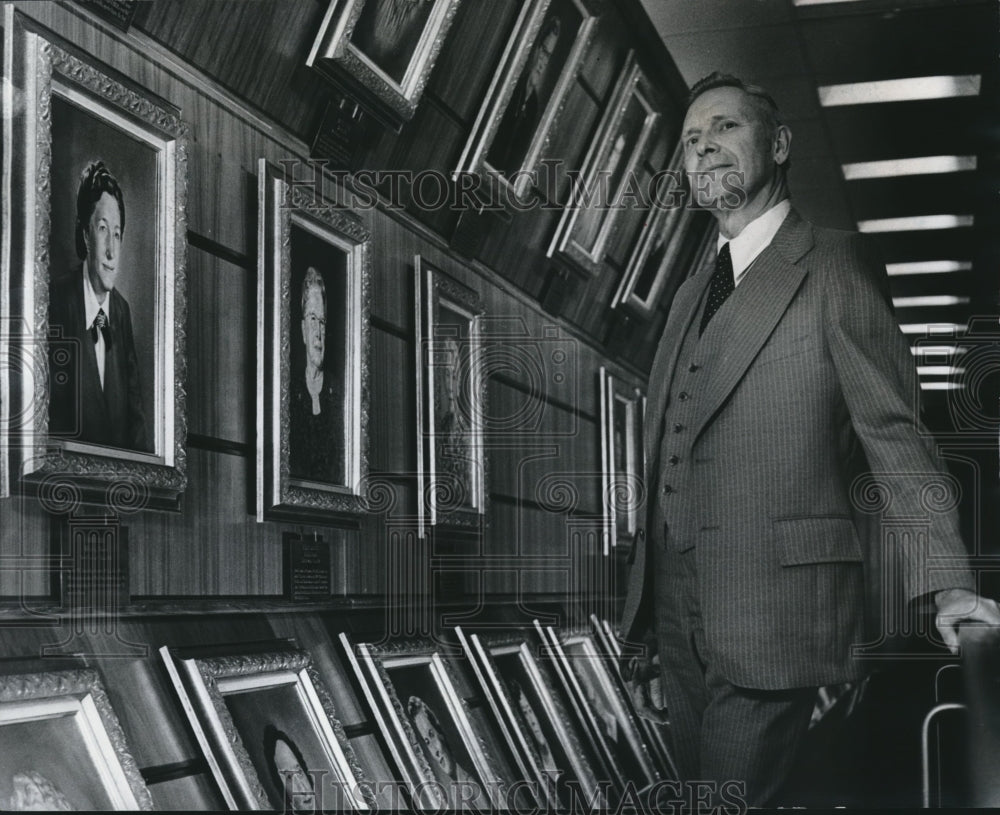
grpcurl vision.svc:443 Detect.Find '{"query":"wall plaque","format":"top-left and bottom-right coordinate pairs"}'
top-left (311, 96), bottom-right (369, 172)
top-left (282, 532), bottom-right (331, 602)
top-left (72, 0), bottom-right (140, 31)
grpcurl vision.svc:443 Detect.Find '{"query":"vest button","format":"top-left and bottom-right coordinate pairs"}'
top-left (668, 455), bottom-right (679, 466)
top-left (689, 363), bottom-right (700, 372)
top-left (673, 423), bottom-right (684, 433)
top-left (679, 391), bottom-right (690, 401)
top-left (662, 484), bottom-right (674, 495)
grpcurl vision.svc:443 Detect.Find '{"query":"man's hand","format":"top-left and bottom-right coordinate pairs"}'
top-left (624, 654), bottom-right (670, 725)
top-left (627, 675), bottom-right (670, 725)
top-left (934, 588), bottom-right (1000, 653)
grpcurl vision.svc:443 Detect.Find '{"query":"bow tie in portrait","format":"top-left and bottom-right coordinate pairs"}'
top-left (90, 308), bottom-right (112, 347)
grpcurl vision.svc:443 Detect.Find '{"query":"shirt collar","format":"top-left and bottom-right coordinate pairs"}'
top-left (82, 262), bottom-right (111, 328)
top-left (717, 199), bottom-right (792, 286)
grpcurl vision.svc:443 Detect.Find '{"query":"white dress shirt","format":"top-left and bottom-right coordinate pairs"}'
top-left (82, 264), bottom-right (110, 389)
top-left (718, 198), bottom-right (792, 287)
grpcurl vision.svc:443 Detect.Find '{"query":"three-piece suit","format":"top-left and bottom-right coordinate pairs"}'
top-left (620, 207), bottom-right (973, 799)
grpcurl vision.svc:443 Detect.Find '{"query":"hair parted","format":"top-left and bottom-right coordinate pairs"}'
top-left (687, 72), bottom-right (784, 132)
top-left (687, 72), bottom-right (790, 174)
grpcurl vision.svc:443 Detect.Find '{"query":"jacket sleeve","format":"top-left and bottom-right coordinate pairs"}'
top-left (822, 233), bottom-right (974, 600)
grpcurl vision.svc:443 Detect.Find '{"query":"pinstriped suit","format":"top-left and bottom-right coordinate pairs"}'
top-left (620, 208), bottom-right (974, 798)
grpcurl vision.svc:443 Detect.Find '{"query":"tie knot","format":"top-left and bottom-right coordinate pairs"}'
top-left (716, 242), bottom-right (732, 271)
top-left (90, 308), bottom-right (111, 347)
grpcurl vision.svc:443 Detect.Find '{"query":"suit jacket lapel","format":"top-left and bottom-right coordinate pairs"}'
top-left (692, 210), bottom-right (814, 441)
top-left (644, 246), bottom-right (716, 457)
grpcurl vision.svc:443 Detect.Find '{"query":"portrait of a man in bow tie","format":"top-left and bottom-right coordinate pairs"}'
top-left (48, 160), bottom-right (150, 453)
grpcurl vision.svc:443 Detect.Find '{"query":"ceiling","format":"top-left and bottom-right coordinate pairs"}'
top-left (638, 0), bottom-right (999, 424)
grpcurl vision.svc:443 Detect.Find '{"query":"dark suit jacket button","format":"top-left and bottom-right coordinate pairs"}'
top-left (668, 455), bottom-right (679, 466)
top-left (679, 392), bottom-right (690, 401)
top-left (689, 363), bottom-right (700, 372)
top-left (663, 484), bottom-right (674, 494)
top-left (673, 423), bottom-right (684, 433)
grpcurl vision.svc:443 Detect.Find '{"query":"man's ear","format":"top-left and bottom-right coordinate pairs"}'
top-left (773, 124), bottom-right (792, 166)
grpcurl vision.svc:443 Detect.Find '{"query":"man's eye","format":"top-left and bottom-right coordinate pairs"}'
top-left (721, 121), bottom-right (737, 130)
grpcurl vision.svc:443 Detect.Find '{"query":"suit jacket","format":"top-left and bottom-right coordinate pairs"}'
top-left (620, 208), bottom-right (974, 690)
top-left (48, 268), bottom-right (150, 452)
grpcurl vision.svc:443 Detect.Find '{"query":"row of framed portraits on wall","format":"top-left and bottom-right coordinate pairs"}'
top-left (258, 157), bottom-right (488, 530)
top-left (0, 617), bottom-right (672, 811)
top-left (308, 0), bottom-right (602, 194)
top-left (308, 0), bottom-right (702, 317)
top-left (0, 10), bottom-right (486, 531)
top-left (0, 7), bottom-right (673, 541)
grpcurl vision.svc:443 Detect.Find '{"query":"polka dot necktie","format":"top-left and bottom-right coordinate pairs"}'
top-left (699, 242), bottom-right (734, 336)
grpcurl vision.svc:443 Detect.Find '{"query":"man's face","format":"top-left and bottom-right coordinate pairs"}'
top-left (84, 191), bottom-right (122, 299)
top-left (273, 739), bottom-right (316, 809)
top-left (681, 86), bottom-right (781, 210)
top-left (301, 285), bottom-right (326, 372)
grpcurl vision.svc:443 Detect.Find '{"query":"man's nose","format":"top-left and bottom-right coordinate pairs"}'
top-left (696, 138), bottom-right (717, 157)
top-left (106, 239), bottom-right (116, 259)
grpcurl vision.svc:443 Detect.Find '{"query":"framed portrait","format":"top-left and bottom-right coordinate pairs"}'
top-left (456, 627), bottom-right (616, 809)
top-left (414, 257), bottom-right (486, 535)
top-left (600, 367), bottom-right (644, 545)
top-left (1, 8), bottom-right (188, 508)
top-left (307, 0), bottom-right (464, 127)
top-left (590, 615), bottom-right (678, 779)
top-left (0, 668), bottom-right (153, 810)
top-left (547, 52), bottom-right (661, 275)
top-left (340, 633), bottom-right (520, 810)
top-left (612, 144), bottom-right (710, 319)
top-left (454, 0), bottom-right (601, 200)
top-left (256, 159), bottom-right (371, 522)
top-left (160, 645), bottom-right (373, 811)
top-left (537, 623), bottom-right (665, 789)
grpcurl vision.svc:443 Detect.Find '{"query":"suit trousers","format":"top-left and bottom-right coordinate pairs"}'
top-left (654, 535), bottom-right (816, 808)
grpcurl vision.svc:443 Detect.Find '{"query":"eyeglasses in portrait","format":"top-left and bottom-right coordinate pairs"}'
top-left (256, 159), bottom-right (371, 522)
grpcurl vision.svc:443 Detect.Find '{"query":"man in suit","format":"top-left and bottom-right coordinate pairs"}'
top-left (620, 72), bottom-right (999, 806)
top-left (49, 161), bottom-right (149, 452)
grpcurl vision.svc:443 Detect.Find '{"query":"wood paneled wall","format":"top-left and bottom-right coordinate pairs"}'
top-left (0, 0), bottom-right (688, 612)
